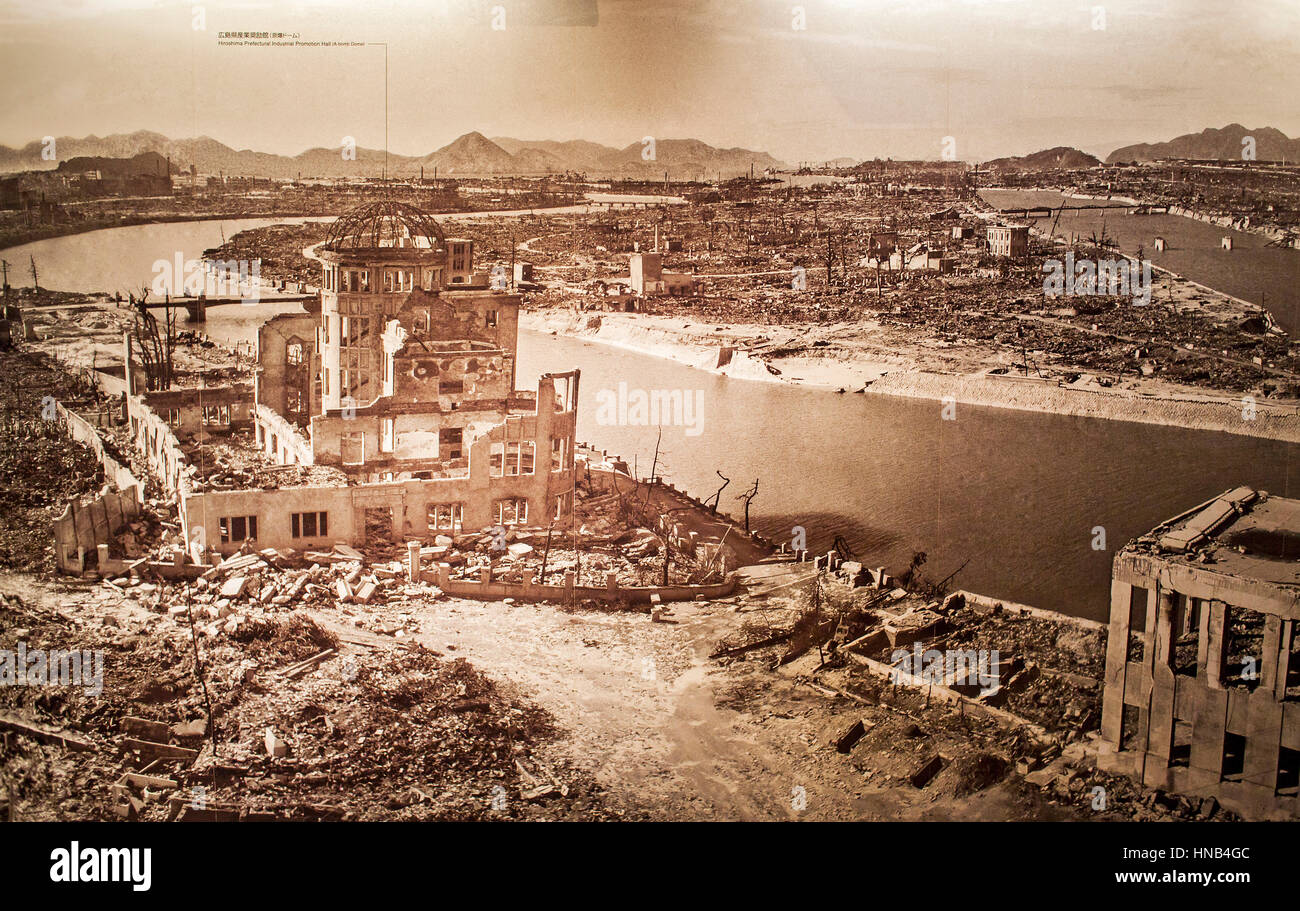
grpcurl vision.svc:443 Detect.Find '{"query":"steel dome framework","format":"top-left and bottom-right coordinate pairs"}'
top-left (323, 199), bottom-right (448, 252)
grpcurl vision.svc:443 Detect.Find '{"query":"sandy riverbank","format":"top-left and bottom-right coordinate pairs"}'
top-left (521, 309), bottom-right (1300, 442)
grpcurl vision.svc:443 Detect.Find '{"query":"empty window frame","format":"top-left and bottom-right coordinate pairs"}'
top-left (1224, 605), bottom-right (1266, 691)
top-left (494, 498), bottom-right (528, 526)
top-left (219, 515), bottom-right (258, 544)
top-left (291, 511), bottom-right (328, 539)
top-left (1222, 732), bottom-right (1247, 782)
top-left (202, 404), bottom-right (231, 425)
top-left (427, 503), bottom-right (464, 532)
top-left (1278, 746), bottom-right (1300, 796)
top-left (1127, 585), bottom-right (1148, 663)
top-left (490, 441), bottom-right (534, 476)
top-left (341, 431), bottom-right (364, 465)
top-left (440, 427), bottom-right (463, 460)
top-left (1169, 720), bottom-right (1193, 768)
top-left (1173, 593), bottom-right (1201, 677)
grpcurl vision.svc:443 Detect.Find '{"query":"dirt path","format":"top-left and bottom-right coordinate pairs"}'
top-left (2, 564), bottom-right (1081, 821)
top-left (371, 561), bottom-right (1058, 821)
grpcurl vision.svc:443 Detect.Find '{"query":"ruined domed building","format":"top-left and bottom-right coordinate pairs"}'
top-left (180, 200), bottom-right (578, 551)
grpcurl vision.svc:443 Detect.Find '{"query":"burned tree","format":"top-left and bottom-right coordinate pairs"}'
top-left (706, 469), bottom-right (730, 512)
top-left (129, 288), bottom-right (174, 391)
top-left (736, 478), bottom-right (759, 532)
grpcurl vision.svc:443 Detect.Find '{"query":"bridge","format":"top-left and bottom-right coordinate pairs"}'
top-left (997, 203), bottom-right (1170, 219)
top-left (143, 292), bottom-right (317, 322)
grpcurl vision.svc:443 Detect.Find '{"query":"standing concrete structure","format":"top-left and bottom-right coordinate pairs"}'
top-left (1099, 487), bottom-right (1300, 819)
top-left (179, 200), bottom-right (580, 553)
top-left (986, 224), bottom-right (1029, 258)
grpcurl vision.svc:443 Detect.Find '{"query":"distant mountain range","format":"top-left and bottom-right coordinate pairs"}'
top-left (7, 124), bottom-right (1292, 179)
top-left (981, 147), bottom-right (1102, 170)
top-left (0, 129), bottom-right (785, 179)
top-left (1106, 124), bottom-right (1300, 164)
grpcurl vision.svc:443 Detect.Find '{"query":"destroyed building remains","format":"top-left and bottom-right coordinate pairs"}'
top-left (120, 200), bottom-right (580, 559)
top-left (1100, 486), bottom-right (1300, 819)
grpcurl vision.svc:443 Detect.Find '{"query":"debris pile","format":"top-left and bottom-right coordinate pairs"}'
top-left (0, 349), bottom-right (107, 571)
top-left (0, 581), bottom-right (623, 821)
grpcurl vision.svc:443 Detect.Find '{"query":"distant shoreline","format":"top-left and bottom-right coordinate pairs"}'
top-left (521, 309), bottom-right (1300, 443)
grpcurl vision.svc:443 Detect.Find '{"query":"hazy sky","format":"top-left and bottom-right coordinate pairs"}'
top-left (0, 0), bottom-right (1296, 162)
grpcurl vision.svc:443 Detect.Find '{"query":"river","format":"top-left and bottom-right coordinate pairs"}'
top-left (979, 188), bottom-right (1300, 334)
top-left (9, 216), bottom-right (1297, 620)
top-left (515, 332), bottom-right (1295, 621)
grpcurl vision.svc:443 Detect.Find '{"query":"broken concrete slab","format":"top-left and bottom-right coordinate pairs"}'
top-left (909, 754), bottom-right (945, 788)
top-left (834, 719), bottom-right (868, 754)
top-left (264, 727), bottom-right (289, 758)
top-left (121, 716), bottom-right (171, 741)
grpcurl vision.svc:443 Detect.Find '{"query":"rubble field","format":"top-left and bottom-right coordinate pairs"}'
top-left (0, 575), bottom-right (628, 821)
top-left (0, 348), bottom-right (107, 572)
top-left (208, 180), bottom-right (1297, 406)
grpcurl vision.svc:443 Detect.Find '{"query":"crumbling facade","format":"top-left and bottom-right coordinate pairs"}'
top-left (1099, 487), bottom-right (1300, 820)
top-left (179, 200), bottom-right (579, 553)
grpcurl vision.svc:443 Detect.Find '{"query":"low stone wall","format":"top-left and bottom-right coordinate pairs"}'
top-left (580, 452), bottom-right (775, 559)
top-left (55, 401), bottom-right (140, 494)
top-left (52, 489), bottom-right (141, 574)
top-left (426, 562), bottom-right (737, 605)
top-left (50, 400), bottom-right (144, 574)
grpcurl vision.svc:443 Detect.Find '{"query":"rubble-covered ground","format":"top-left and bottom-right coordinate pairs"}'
top-left (0, 546), bottom-right (1241, 823)
top-left (0, 577), bottom-right (628, 821)
top-left (0, 349), bottom-right (106, 572)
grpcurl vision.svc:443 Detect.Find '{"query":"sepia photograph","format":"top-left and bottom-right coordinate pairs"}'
top-left (0, 0), bottom-right (1294, 892)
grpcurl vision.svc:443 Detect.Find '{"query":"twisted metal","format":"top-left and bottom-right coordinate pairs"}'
top-left (324, 199), bottom-right (447, 251)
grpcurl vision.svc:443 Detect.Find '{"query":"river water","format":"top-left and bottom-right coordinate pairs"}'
top-left (979, 188), bottom-right (1300, 333)
top-left (516, 333), bottom-right (1295, 621)
top-left (7, 216), bottom-right (1296, 620)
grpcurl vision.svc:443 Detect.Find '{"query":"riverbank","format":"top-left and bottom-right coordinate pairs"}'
top-left (0, 210), bottom-right (328, 253)
top-left (521, 308), bottom-right (1300, 442)
top-left (978, 186), bottom-right (1298, 246)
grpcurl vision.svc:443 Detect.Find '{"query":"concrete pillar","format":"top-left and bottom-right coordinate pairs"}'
top-left (1101, 579), bottom-right (1132, 747)
top-left (1243, 698), bottom-right (1284, 797)
top-left (407, 541), bottom-right (420, 582)
top-left (479, 566), bottom-right (491, 584)
top-left (437, 563), bottom-right (450, 588)
top-left (1189, 687), bottom-right (1228, 788)
top-left (1143, 589), bottom-right (1179, 770)
top-left (1262, 615), bottom-right (1284, 696)
top-left (1206, 600), bottom-right (1229, 688)
top-left (606, 571), bottom-right (618, 594)
top-left (522, 569), bottom-right (535, 594)
top-left (1275, 620), bottom-right (1294, 702)
top-left (122, 330), bottom-right (134, 396)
